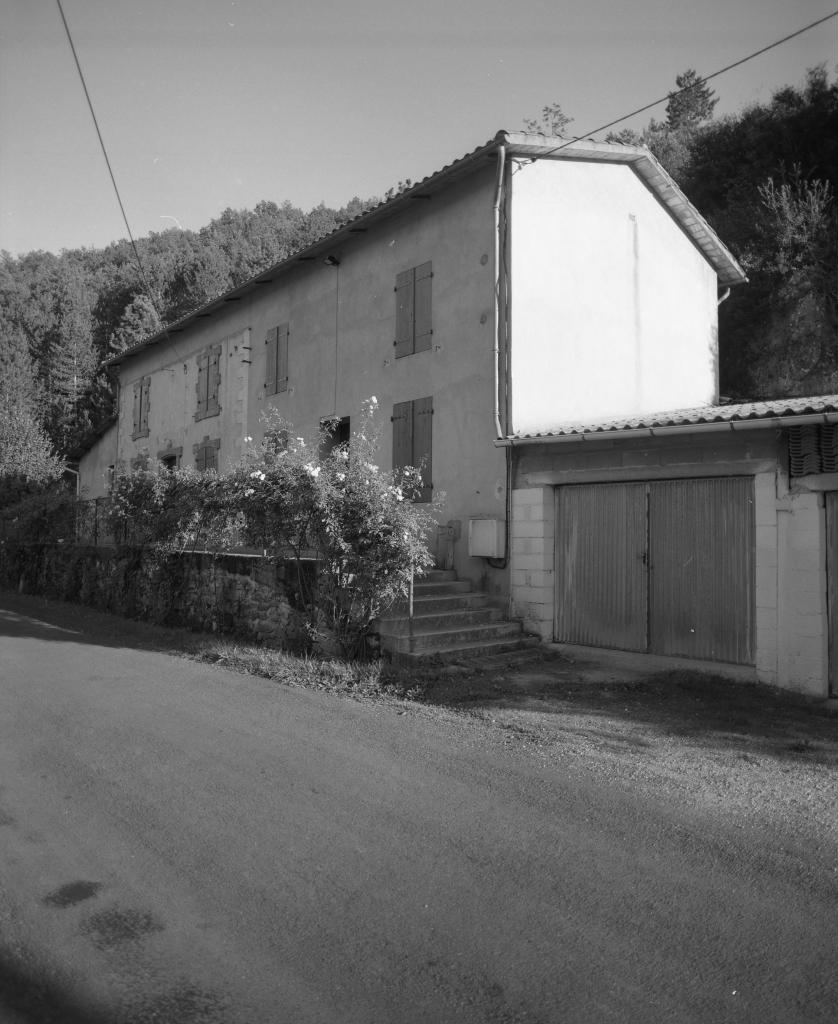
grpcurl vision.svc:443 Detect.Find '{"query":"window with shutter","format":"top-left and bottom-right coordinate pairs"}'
top-left (265, 323), bottom-right (289, 395)
top-left (414, 262), bottom-right (433, 354)
top-left (394, 262), bottom-right (432, 358)
top-left (193, 436), bottom-right (220, 473)
top-left (207, 346), bottom-right (221, 415)
top-left (157, 446), bottom-right (183, 471)
top-left (131, 377), bottom-right (151, 440)
top-left (195, 346), bottom-right (222, 421)
top-left (413, 395), bottom-right (433, 502)
top-left (392, 396), bottom-right (433, 502)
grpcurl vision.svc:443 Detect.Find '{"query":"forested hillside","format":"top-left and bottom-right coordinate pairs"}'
top-left (0, 195), bottom-right (374, 496)
top-left (1, 66), bottom-right (836, 496)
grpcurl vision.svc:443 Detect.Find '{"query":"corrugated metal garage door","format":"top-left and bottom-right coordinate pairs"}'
top-left (649, 478), bottom-right (754, 664)
top-left (555, 483), bottom-right (647, 651)
top-left (555, 477), bottom-right (755, 665)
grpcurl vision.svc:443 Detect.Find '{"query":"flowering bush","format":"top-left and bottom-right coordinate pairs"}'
top-left (105, 399), bottom-right (437, 656)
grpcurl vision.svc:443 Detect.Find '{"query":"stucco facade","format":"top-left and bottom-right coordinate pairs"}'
top-left (509, 160), bottom-right (719, 433)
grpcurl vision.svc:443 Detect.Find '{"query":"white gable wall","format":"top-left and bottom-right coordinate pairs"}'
top-left (508, 159), bottom-right (719, 435)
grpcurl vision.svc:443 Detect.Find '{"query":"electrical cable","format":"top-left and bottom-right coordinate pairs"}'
top-left (539, 9), bottom-right (838, 157)
top-left (55, 0), bottom-right (164, 325)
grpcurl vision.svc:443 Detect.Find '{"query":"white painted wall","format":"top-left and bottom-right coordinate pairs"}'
top-left (508, 160), bottom-right (719, 434)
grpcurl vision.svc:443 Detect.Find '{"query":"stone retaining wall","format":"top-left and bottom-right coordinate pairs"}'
top-left (0, 543), bottom-right (307, 647)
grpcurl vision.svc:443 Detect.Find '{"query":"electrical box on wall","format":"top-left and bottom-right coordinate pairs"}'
top-left (468, 518), bottom-right (505, 558)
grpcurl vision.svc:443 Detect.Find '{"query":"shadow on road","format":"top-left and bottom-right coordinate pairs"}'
top-left (413, 654), bottom-right (838, 767)
top-left (0, 591), bottom-right (199, 657)
top-left (0, 947), bottom-right (111, 1024)
top-left (3, 588), bottom-right (836, 768)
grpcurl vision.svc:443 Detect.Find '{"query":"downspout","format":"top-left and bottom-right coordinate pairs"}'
top-left (490, 143), bottom-right (511, 572)
top-left (493, 143), bottom-right (507, 440)
top-left (718, 287), bottom-right (731, 306)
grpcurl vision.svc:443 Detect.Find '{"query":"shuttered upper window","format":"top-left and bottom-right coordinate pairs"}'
top-left (195, 345), bottom-right (222, 421)
top-left (131, 377), bottom-right (150, 440)
top-left (394, 262), bottom-right (432, 358)
top-left (193, 436), bottom-right (220, 473)
top-left (265, 323), bottom-right (289, 396)
top-left (392, 396), bottom-right (433, 502)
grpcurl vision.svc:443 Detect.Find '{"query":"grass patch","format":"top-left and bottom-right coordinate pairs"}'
top-left (190, 638), bottom-right (434, 700)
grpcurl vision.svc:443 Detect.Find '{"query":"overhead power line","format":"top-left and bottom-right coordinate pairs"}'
top-left (541, 9), bottom-right (838, 157)
top-left (56, 0), bottom-right (163, 322)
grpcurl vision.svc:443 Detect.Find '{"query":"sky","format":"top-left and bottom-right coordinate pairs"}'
top-left (1, 0), bottom-right (836, 256)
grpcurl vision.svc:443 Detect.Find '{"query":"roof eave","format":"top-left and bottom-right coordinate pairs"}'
top-left (497, 409), bottom-right (838, 446)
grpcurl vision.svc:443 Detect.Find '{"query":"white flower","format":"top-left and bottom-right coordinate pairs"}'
top-left (244, 487), bottom-right (254, 497)
top-left (336, 472), bottom-right (346, 482)
top-left (249, 470), bottom-right (266, 481)
top-left (243, 435), bottom-right (253, 443)
top-left (304, 463), bottom-right (321, 478)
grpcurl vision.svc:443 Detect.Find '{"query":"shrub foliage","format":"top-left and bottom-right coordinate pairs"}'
top-left (103, 400), bottom-right (436, 656)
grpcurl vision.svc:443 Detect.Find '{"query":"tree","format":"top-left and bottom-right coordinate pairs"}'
top-left (109, 293), bottom-right (162, 353)
top-left (523, 102), bottom-right (573, 137)
top-left (46, 266), bottom-right (98, 449)
top-left (665, 69), bottom-right (718, 130)
top-left (0, 323), bottom-right (63, 500)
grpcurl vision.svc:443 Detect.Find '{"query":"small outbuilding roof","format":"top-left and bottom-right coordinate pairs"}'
top-left (501, 395), bottom-right (838, 445)
top-left (106, 131), bottom-right (746, 368)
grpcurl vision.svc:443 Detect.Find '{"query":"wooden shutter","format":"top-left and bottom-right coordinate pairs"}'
top-left (277, 323), bottom-right (289, 393)
top-left (413, 396), bottom-right (433, 502)
top-left (414, 262), bottom-right (433, 353)
top-left (265, 326), bottom-right (278, 395)
top-left (132, 382), bottom-right (141, 437)
top-left (394, 269), bottom-right (414, 358)
top-left (194, 442), bottom-right (206, 472)
top-left (195, 352), bottom-right (208, 420)
top-left (392, 400), bottom-right (412, 472)
top-left (205, 439), bottom-right (220, 473)
top-left (207, 346), bottom-right (221, 414)
top-left (140, 378), bottom-right (150, 434)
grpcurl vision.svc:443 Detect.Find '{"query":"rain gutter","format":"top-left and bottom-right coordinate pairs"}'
top-left (495, 411), bottom-right (838, 447)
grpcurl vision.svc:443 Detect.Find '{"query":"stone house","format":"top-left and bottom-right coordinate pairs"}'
top-left (78, 129), bottom-right (838, 698)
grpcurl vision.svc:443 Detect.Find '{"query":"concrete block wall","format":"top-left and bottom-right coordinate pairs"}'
top-left (753, 470), bottom-right (779, 686)
top-left (776, 489), bottom-right (828, 697)
top-left (509, 486), bottom-right (554, 637)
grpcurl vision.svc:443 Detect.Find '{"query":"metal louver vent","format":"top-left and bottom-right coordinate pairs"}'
top-left (788, 425), bottom-right (838, 476)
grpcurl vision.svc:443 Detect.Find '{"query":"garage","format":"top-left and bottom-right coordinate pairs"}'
top-left (554, 477), bottom-right (755, 665)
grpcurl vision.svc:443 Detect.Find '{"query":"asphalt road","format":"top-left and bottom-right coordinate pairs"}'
top-left (0, 600), bottom-right (836, 1023)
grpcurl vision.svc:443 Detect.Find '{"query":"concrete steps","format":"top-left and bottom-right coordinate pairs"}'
top-left (376, 570), bottom-right (538, 661)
